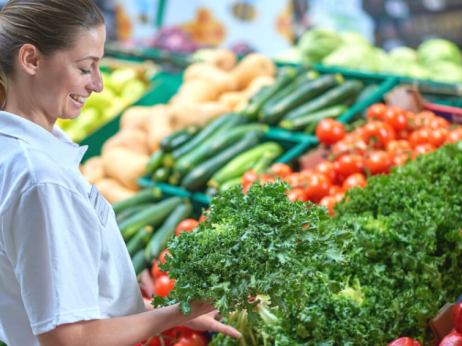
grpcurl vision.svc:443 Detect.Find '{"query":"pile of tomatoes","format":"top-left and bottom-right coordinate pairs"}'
top-left (242, 104), bottom-right (462, 217)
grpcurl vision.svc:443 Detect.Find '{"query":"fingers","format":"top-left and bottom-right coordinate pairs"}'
top-left (208, 319), bottom-right (242, 339)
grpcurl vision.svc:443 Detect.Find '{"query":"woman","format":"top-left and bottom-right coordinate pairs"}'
top-left (0, 1), bottom-right (240, 346)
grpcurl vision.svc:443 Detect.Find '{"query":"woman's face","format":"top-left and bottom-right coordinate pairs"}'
top-left (35, 25), bottom-right (106, 120)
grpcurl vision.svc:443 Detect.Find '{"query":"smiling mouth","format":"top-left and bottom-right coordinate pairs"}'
top-left (70, 94), bottom-right (88, 103)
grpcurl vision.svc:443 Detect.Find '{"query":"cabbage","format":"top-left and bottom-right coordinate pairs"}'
top-left (428, 61), bottom-right (462, 83)
top-left (340, 31), bottom-right (370, 47)
top-left (389, 46), bottom-right (418, 63)
top-left (275, 46), bottom-right (303, 64)
top-left (322, 44), bottom-right (380, 71)
top-left (418, 38), bottom-right (462, 66)
top-left (298, 27), bottom-right (343, 63)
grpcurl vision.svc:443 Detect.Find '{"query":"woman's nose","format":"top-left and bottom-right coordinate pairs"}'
top-left (88, 69), bottom-right (104, 93)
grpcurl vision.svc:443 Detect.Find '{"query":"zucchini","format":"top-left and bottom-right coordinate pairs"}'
top-left (126, 225), bottom-right (153, 257)
top-left (116, 203), bottom-right (155, 224)
top-left (283, 80), bottom-right (364, 121)
top-left (160, 125), bottom-right (201, 152)
top-left (112, 187), bottom-right (162, 214)
top-left (181, 133), bottom-right (261, 191)
top-left (261, 74), bottom-right (343, 125)
top-left (145, 202), bottom-right (193, 262)
top-left (145, 150), bottom-right (164, 175)
top-left (279, 105), bottom-right (348, 132)
top-left (131, 249), bottom-right (148, 276)
top-left (252, 150), bottom-right (280, 173)
top-left (119, 197), bottom-right (184, 242)
top-left (152, 167), bottom-right (171, 183)
top-left (241, 66), bottom-right (298, 120)
top-left (209, 142), bottom-right (284, 188)
top-left (173, 124), bottom-right (269, 177)
top-left (168, 173), bottom-right (180, 186)
top-left (218, 177), bottom-right (242, 193)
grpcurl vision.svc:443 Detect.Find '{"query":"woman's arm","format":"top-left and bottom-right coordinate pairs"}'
top-left (37, 301), bottom-right (224, 346)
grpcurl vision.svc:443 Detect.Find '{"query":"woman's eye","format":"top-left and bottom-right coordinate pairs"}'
top-left (80, 69), bottom-right (91, 75)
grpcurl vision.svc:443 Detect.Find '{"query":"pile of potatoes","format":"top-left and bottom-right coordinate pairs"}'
top-left (80, 50), bottom-right (276, 203)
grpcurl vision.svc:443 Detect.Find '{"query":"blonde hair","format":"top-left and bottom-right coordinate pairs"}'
top-left (0, 0), bottom-right (105, 106)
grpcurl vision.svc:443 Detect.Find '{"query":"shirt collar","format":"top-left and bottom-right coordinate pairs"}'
top-left (0, 111), bottom-right (88, 168)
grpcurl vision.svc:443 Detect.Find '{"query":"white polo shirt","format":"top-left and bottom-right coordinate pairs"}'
top-left (0, 111), bottom-right (145, 346)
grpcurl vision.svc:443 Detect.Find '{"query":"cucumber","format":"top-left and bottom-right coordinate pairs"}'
top-left (279, 105), bottom-right (348, 132)
top-left (168, 173), bottom-right (180, 186)
top-left (181, 133), bottom-right (261, 191)
top-left (241, 66), bottom-right (298, 120)
top-left (152, 167), bottom-right (171, 183)
top-left (218, 177), bottom-right (242, 193)
top-left (131, 249), bottom-right (148, 276)
top-left (119, 197), bottom-right (184, 242)
top-left (209, 142), bottom-right (284, 188)
top-left (126, 225), bottom-right (153, 257)
top-left (116, 203), bottom-right (155, 224)
top-left (145, 202), bottom-right (193, 262)
top-left (173, 124), bottom-right (269, 177)
top-left (160, 125), bottom-right (201, 152)
top-left (252, 150), bottom-right (280, 173)
top-left (283, 80), bottom-right (364, 121)
top-left (261, 74), bottom-right (343, 125)
top-left (145, 150), bottom-right (164, 175)
top-left (112, 187), bottom-right (162, 214)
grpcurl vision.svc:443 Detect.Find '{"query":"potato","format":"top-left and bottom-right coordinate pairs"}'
top-left (94, 178), bottom-right (138, 204)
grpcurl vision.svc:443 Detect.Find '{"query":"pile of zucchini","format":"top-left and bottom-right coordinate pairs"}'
top-left (145, 112), bottom-right (283, 194)
top-left (112, 187), bottom-right (193, 275)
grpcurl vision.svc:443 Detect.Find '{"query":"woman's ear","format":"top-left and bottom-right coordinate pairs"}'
top-left (18, 43), bottom-right (40, 76)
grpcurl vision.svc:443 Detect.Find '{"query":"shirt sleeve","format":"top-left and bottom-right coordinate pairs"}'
top-left (2, 183), bottom-right (102, 335)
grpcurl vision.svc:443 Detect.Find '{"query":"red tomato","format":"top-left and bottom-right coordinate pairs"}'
top-left (154, 275), bottom-right (175, 298)
top-left (342, 173), bottom-right (367, 191)
top-left (159, 249), bottom-right (171, 264)
top-left (151, 259), bottom-right (167, 279)
top-left (352, 126), bottom-right (367, 139)
top-left (242, 183), bottom-right (250, 195)
top-left (366, 103), bottom-right (388, 121)
top-left (176, 333), bottom-right (208, 346)
top-left (384, 107), bottom-right (408, 132)
top-left (446, 129), bottom-right (462, 144)
top-left (406, 112), bottom-right (417, 131)
top-left (428, 128), bottom-right (449, 148)
top-left (363, 121), bottom-right (396, 148)
top-left (314, 161), bottom-right (337, 185)
top-left (259, 173), bottom-right (275, 186)
top-left (408, 127), bottom-right (432, 148)
top-left (397, 129), bottom-right (411, 140)
top-left (392, 154), bottom-right (410, 167)
top-left (242, 170), bottom-right (258, 186)
top-left (332, 134), bottom-right (368, 156)
top-left (386, 337), bottom-right (416, 346)
top-left (284, 172), bottom-right (307, 188)
top-left (329, 185), bottom-right (343, 196)
top-left (413, 341), bottom-right (422, 346)
top-left (175, 219), bottom-right (199, 237)
top-left (386, 140), bottom-right (412, 155)
top-left (429, 116), bottom-right (450, 129)
top-left (174, 326), bottom-right (202, 334)
top-left (415, 110), bottom-right (435, 128)
top-left (333, 154), bottom-right (366, 183)
top-left (412, 144), bottom-right (435, 159)
top-left (452, 302), bottom-right (462, 333)
top-left (142, 328), bottom-right (177, 346)
top-left (300, 169), bottom-right (315, 178)
top-left (270, 163), bottom-right (292, 177)
top-left (439, 333), bottom-right (462, 346)
top-left (319, 196), bottom-right (336, 217)
top-left (333, 192), bottom-right (346, 203)
top-left (305, 173), bottom-right (331, 203)
top-left (198, 210), bottom-right (210, 224)
top-left (366, 151), bottom-right (392, 175)
top-left (287, 187), bottom-right (307, 202)
top-left (315, 119), bottom-right (345, 146)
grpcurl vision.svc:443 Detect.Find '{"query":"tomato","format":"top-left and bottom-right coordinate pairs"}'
top-left (287, 187), bottom-right (307, 202)
top-left (175, 219), bottom-right (199, 237)
top-left (333, 154), bottom-right (366, 183)
top-left (384, 107), bottom-right (408, 131)
top-left (363, 121), bottom-right (396, 148)
top-left (446, 129), bottom-right (462, 144)
top-left (452, 302), bottom-right (462, 333)
top-left (429, 116), bottom-right (450, 129)
top-left (305, 173), bottom-right (331, 203)
top-left (352, 126), bottom-right (367, 139)
top-left (329, 185), bottom-right (343, 196)
top-left (151, 259), bottom-right (167, 279)
top-left (366, 151), bottom-right (392, 175)
top-left (366, 103), bottom-right (388, 121)
top-left (439, 333), bottom-right (462, 346)
top-left (386, 337), bottom-right (416, 346)
top-left (154, 275), bottom-right (175, 298)
top-left (412, 143), bottom-right (435, 159)
top-left (415, 110), bottom-right (435, 128)
top-left (284, 172), bottom-right (307, 188)
top-left (270, 163), bottom-right (292, 177)
top-left (396, 129), bottom-right (411, 140)
top-left (242, 170), bottom-right (258, 186)
top-left (176, 333), bottom-right (208, 346)
top-left (406, 112), bottom-right (417, 131)
top-left (142, 328), bottom-right (177, 346)
top-left (333, 192), bottom-right (346, 203)
top-left (300, 169), bottom-right (315, 178)
top-left (315, 119), bottom-right (345, 146)
top-left (314, 161), bottom-right (337, 185)
top-left (342, 173), bottom-right (367, 191)
top-left (386, 140), bottom-right (411, 155)
top-left (242, 183), bottom-right (250, 195)
top-left (174, 326), bottom-right (202, 335)
top-left (408, 127), bottom-right (432, 148)
top-left (451, 328), bottom-right (459, 334)
top-left (428, 128), bottom-right (449, 148)
top-left (259, 173), bottom-right (275, 186)
top-left (319, 196), bottom-right (336, 217)
top-left (332, 134), bottom-right (368, 156)
top-left (392, 153), bottom-right (410, 167)
top-left (198, 210), bottom-right (210, 224)
top-left (159, 249), bottom-right (171, 264)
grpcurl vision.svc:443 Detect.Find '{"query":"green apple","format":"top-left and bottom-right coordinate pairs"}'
top-left (109, 68), bottom-right (138, 95)
top-left (102, 97), bottom-right (128, 121)
top-left (84, 88), bottom-right (116, 112)
top-left (121, 79), bottom-right (147, 104)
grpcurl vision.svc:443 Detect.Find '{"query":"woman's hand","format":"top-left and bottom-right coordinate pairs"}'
top-left (179, 310), bottom-right (241, 338)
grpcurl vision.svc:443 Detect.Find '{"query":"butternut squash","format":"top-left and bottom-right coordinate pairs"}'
top-left (183, 63), bottom-right (237, 93)
top-left (81, 156), bottom-right (105, 185)
top-left (219, 91), bottom-right (247, 110)
top-left (209, 49), bottom-right (237, 71)
top-left (231, 53), bottom-right (276, 90)
top-left (169, 102), bottom-right (230, 130)
top-left (120, 106), bottom-right (152, 132)
top-left (102, 128), bottom-right (150, 156)
top-left (146, 105), bottom-right (173, 152)
top-left (170, 79), bottom-right (221, 104)
top-left (94, 178), bottom-right (138, 204)
top-left (101, 148), bottom-right (149, 190)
